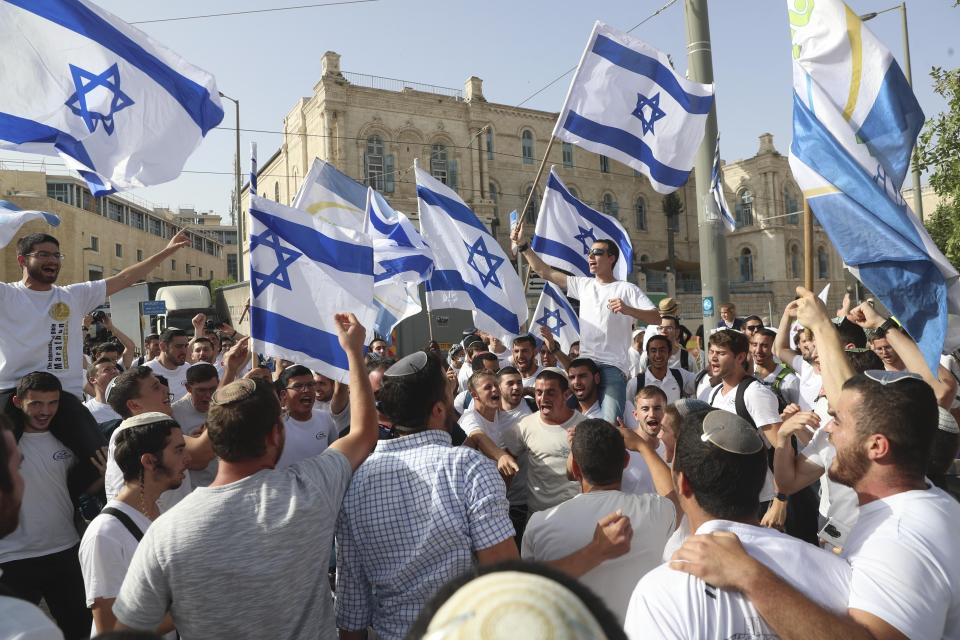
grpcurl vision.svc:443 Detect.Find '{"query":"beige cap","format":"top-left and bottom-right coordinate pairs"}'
top-left (658, 297), bottom-right (679, 316)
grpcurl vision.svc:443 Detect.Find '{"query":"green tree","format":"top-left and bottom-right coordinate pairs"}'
top-left (915, 60), bottom-right (960, 267)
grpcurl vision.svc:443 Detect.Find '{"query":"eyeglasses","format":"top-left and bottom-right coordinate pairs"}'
top-left (286, 382), bottom-right (317, 391)
top-left (23, 251), bottom-right (65, 260)
top-left (588, 248), bottom-right (608, 257)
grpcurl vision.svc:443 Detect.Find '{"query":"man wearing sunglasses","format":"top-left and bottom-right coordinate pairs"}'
top-left (514, 234), bottom-right (660, 425)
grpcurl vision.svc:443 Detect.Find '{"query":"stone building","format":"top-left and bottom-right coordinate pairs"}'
top-left (0, 168), bottom-right (232, 285)
top-left (244, 51), bottom-right (847, 325)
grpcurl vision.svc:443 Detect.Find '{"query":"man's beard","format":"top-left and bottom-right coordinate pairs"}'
top-left (155, 460), bottom-right (184, 489)
top-left (26, 263), bottom-right (58, 284)
top-left (828, 440), bottom-right (870, 488)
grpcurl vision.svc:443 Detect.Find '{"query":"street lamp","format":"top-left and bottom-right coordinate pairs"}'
top-left (218, 92), bottom-right (243, 281)
top-left (860, 3), bottom-right (924, 219)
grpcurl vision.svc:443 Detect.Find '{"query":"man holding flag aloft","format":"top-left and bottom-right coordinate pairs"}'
top-left (513, 227), bottom-right (659, 425)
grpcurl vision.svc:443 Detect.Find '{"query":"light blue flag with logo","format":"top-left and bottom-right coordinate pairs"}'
top-left (365, 187), bottom-right (434, 340)
top-left (0, 0), bottom-right (223, 196)
top-left (248, 195), bottom-right (377, 383)
top-left (292, 158), bottom-right (368, 232)
top-left (532, 167), bottom-right (633, 281)
top-left (711, 135), bottom-right (736, 233)
top-left (553, 21), bottom-right (714, 194)
top-left (788, 0), bottom-right (960, 371)
top-left (531, 283), bottom-right (580, 352)
top-left (416, 165), bottom-right (528, 344)
top-left (0, 200), bottom-right (61, 247)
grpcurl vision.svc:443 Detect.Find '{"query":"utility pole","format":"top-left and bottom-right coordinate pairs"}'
top-left (899, 2), bottom-right (923, 219)
top-left (219, 92), bottom-right (243, 281)
top-left (684, 0), bottom-right (728, 335)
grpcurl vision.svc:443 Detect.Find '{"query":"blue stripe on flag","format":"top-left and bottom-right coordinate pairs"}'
top-left (542, 283), bottom-right (580, 334)
top-left (8, 0), bottom-right (224, 134)
top-left (0, 111), bottom-right (99, 172)
top-left (592, 34), bottom-right (713, 115)
top-left (416, 185), bottom-right (488, 234)
top-left (547, 172), bottom-right (633, 259)
top-left (375, 255), bottom-right (435, 282)
top-left (249, 206), bottom-right (373, 276)
top-left (369, 211), bottom-right (414, 247)
top-left (562, 110), bottom-right (691, 189)
top-left (531, 235), bottom-right (590, 275)
top-left (427, 269), bottom-right (521, 334)
top-left (251, 306), bottom-right (348, 370)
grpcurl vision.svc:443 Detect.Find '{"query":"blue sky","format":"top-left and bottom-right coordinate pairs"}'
top-left (3, 0), bottom-right (958, 217)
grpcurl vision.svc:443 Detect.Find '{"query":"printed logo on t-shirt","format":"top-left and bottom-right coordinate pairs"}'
top-left (47, 302), bottom-right (71, 371)
top-left (315, 432), bottom-right (327, 441)
top-left (52, 448), bottom-right (72, 462)
top-left (725, 615), bottom-right (778, 639)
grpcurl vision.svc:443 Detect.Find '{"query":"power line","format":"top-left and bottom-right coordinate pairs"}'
top-left (128, 0), bottom-right (379, 25)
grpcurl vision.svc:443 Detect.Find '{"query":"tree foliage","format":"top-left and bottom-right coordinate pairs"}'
top-left (915, 61), bottom-right (960, 267)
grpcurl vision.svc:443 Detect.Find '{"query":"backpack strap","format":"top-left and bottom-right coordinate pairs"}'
top-left (695, 369), bottom-right (709, 387)
top-left (772, 366), bottom-right (796, 393)
top-left (101, 507), bottom-right (144, 542)
top-left (734, 377), bottom-right (759, 429)
top-left (680, 349), bottom-right (689, 369)
top-left (669, 368), bottom-right (686, 397)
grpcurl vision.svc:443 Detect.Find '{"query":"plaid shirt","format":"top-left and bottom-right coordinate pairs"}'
top-left (335, 429), bottom-right (514, 639)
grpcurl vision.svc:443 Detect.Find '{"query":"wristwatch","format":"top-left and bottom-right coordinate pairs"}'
top-left (878, 316), bottom-right (900, 334)
top-left (774, 493), bottom-right (788, 503)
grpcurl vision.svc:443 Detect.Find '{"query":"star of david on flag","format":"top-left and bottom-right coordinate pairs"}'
top-left (248, 195), bottom-right (377, 384)
top-left (532, 168), bottom-right (633, 281)
top-left (416, 165), bottom-right (527, 343)
top-left (532, 283), bottom-right (580, 351)
top-left (0, 0), bottom-right (223, 195)
top-left (553, 21), bottom-right (714, 193)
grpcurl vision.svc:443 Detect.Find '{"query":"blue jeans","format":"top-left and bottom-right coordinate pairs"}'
top-left (597, 363), bottom-right (627, 425)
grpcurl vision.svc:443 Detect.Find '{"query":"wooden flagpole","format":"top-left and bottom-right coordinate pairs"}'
top-left (803, 198), bottom-right (814, 291)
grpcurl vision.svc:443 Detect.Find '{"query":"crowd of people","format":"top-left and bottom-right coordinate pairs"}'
top-left (0, 227), bottom-right (958, 640)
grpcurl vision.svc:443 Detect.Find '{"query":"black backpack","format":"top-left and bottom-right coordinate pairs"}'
top-left (636, 368), bottom-right (688, 399)
top-left (709, 376), bottom-right (760, 428)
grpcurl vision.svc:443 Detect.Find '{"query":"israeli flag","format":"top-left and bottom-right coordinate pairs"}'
top-left (788, 0), bottom-right (959, 371)
top-left (532, 168), bottom-right (633, 281)
top-left (366, 188), bottom-right (434, 339)
top-left (292, 159), bottom-right (367, 232)
top-left (712, 135), bottom-right (736, 233)
top-left (0, 200), bottom-right (60, 248)
top-left (415, 166), bottom-right (528, 343)
top-left (532, 283), bottom-right (580, 352)
top-left (553, 21), bottom-right (714, 194)
top-left (248, 195), bottom-right (377, 383)
top-left (0, 0), bottom-right (223, 196)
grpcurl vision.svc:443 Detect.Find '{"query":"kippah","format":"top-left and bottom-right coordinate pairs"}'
top-left (104, 376), bottom-right (118, 402)
top-left (384, 351), bottom-right (429, 378)
top-left (938, 407), bottom-right (960, 434)
top-left (539, 367), bottom-right (568, 379)
top-left (423, 571), bottom-right (606, 640)
top-left (118, 411), bottom-right (175, 431)
top-left (700, 410), bottom-right (765, 454)
top-left (462, 335), bottom-right (484, 349)
top-left (673, 398), bottom-right (712, 418)
top-left (211, 378), bottom-right (256, 406)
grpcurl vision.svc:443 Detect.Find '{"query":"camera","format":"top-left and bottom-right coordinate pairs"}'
top-left (91, 310), bottom-right (107, 323)
top-left (204, 319), bottom-right (219, 332)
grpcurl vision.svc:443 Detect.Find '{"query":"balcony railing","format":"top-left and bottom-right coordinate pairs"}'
top-left (341, 72), bottom-right (463, 100)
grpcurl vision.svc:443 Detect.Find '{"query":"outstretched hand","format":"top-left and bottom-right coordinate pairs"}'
top-left (166, 230), bottom-right (191, 252)
top-left (334, 313), bottom-right (366, 354)
top-left (848, 300), bottom-right (885, 331)
top-left (793, 286), bottom-right (831, 329)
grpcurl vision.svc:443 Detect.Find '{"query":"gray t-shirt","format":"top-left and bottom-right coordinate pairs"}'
top-left (113, 448), bottom-right (352, 639)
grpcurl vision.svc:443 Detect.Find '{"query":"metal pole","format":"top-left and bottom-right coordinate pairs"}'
top-left (234, 100), bottom-right (243, 281)
top-left (803, 199), bottom-right (814, 290)
top-left (900, 2), bottom-right (924, 219)
top-left (684, 0), bottom-right (728, 335)
top-left (515, 136), bottom-right (557, 227)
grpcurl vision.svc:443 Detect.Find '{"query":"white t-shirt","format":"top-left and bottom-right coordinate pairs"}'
top-left (709, 379), bottom-right (781, 502)
top-left (0, 595), bottom-right (64, 640)
top-left (624, 519), bottom-right (851, 640)
top-left (0, 280), bottom-right (105, 396)
top-left (523, 490), bottom-right (676, 623)
top-left (456, 361), bottom-right (473, 393)
top-left (315, 400), bottom-right (350, 435)
top-left (791, 355), bottom-right (823, 411)
top-left (580, 400), bottom-right (603, 419)
top-left (628, 347), bottom-right (643, 378)
top-left (460, 409), bottom-right (527, 506)
top-left (519, 366), bottom-right (543, 389)
top-left (621, 441), bottom-right (668, 496)
top-left (800, 425), bottom-right (859, 529)
top-left (83, 398), bottom-right (121, 424)
top-left (171, 396), bottom-right (217, 488)
top-left (843, 487), bottom-right (960, 640)
top-left (504, 411), bottom-right (583, 512)
top-left (105, 423), bottom-right (193, 513)
top-left (145, 360), bottom-right (191, 402)
top-left (565, 277), bottom-right (654, 375)
top-left (757, 363), bottom-right (801, 406)
top-left (276, 412), bottom-right (339, 469)
top-left (627, 367), bottom-right (695, 405)
top-left (0, 432), bottom-right (78, 563)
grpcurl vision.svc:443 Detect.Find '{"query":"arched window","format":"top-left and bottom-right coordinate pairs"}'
top-left (739, 247), bottom-right (754, 282)
top-left (817, 247), bottom-right (829, 279)
top-left (430, 144), bottom-right (448, 183)
top-left (789, 244), bottom-right (801, 279)
top-left (274, 182), bottom-right (280, 202)
top-left (521, 130), bottom-right (534, 165)
top-left (600, 155), bottom-right (610, 173)
top-left (735, 189), bottom-right (754, 227)
top-left (524, 185), bottom-right (540, 220)
top-left (486, 128), bottom-right (495, 160)
top-left (635, 197), bottom-right (647, 231)
top-left (601, 193), bottom-right (619, 218)
top-left (562, 142), bottom-right (574, 168)
top-left (639, 254), bottom-right (650, 264)
top-left (366, 135), bottom-right (385, 191)
top-left (784, 187), bottom-right (800, 225)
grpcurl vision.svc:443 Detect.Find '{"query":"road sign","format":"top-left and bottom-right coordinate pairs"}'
top-left (140, 300), bottom-right (167, 316)
top-left (702, 296), bottom-right (714, 318)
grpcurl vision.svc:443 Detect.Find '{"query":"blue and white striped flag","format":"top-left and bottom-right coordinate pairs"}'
top-left (248, 195), bottom-right (377, 383)
top-left (788, 0), bottom-right (959, 372)
top-left (532, 283), bottom-right (580, 352)
top-left (553, 21), bottom-right (714, 194)
top-left (0, 200), bottom-right (60, 248)
top-left (249, 142), bottom-right (258, 196)
top-left (366, 188), bottom-right (434, 340)
top-left (416, 166), bottom-right (528, 344)
top-left (0, 0), bottom-right (223, 196)
top-left (532, 168), bottom-right (633, 281)
top-left (711, 135), bottom-right (736, 232)
top-left (292, 158), bottom-right (367, 232)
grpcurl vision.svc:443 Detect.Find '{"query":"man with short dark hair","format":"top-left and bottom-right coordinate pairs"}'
top-left (188, 337), bottom-right (215, 365)
top-left (369, 338), bottom-right (388, 359)
top-left (276, 365), bottom-right (339, 469)
top-left (751, 328), bottom-right (800, 408)
top-left (134, 334), bottom-right (161, 367)
top-left (456, 334), bottom-right (489, 393)
top-left (523, 419), bottom-right (677, 623)
top-left (145, 328), bottom-right (191, 402)
top-left (79, 413), bottom-right (186, 636)
top-left (717, 302), bottom-right (744, 331)
top-left (624, 409), bottom-right (850, 638)
top-left (171, 363), bottom-right (220, 487)
top-left (640, 315), bottom-right (700, 374)
top-left (83, 357), bottom-right (121, 424)
top-left (628, 335), bottom-right (695, 407)
top-left (114, 313), bottom-right (379, 639)
top-left (568, 358), bottom-right (603, 418)
top-left (511, 334), bottom-right (543, 387)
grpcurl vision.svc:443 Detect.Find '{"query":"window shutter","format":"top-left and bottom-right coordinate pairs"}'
top-left (362, 152), bottom-right (369, 186)
top-left (448, 159), bottom-right (458, 191)
top-left (385, 154), bottom-right (395, 193)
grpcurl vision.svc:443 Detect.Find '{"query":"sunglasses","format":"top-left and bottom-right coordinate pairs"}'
top-left (588, 248), bottom-right (608, 257)
top-left (744, 324), bottom-right (763, 331)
